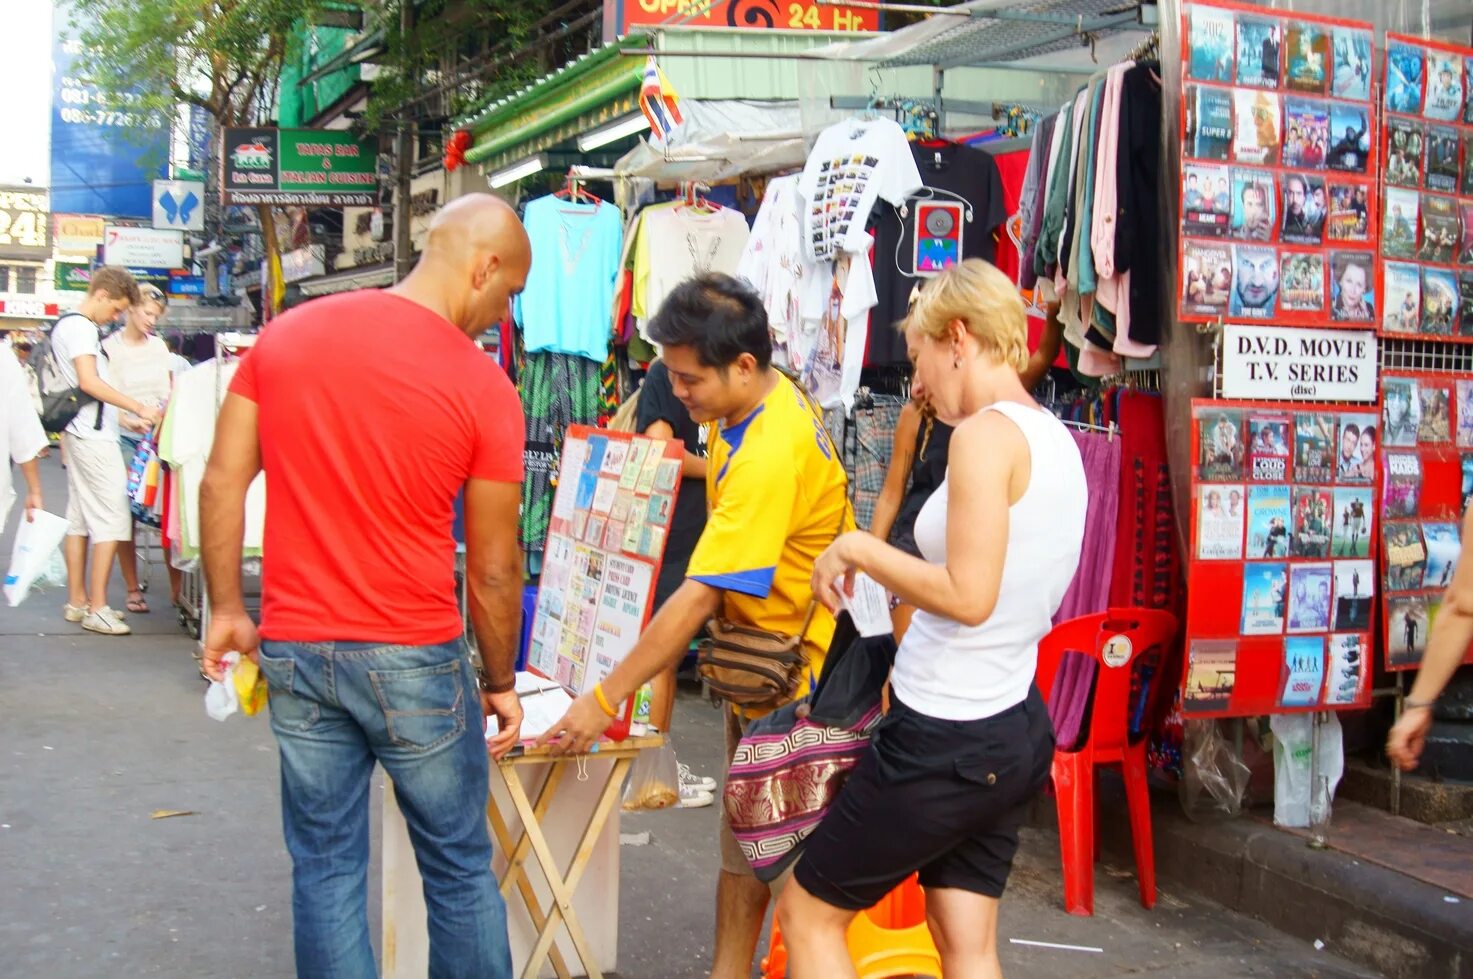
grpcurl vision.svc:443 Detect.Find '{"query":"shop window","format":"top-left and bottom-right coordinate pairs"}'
top-left (15, 267), bottom-right (36, 294)
top-left (0, 266), bottom-right (9, 292)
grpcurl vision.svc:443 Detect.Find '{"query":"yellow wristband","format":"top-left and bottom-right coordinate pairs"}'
top-left (593, 683), bottom-right (619, 718)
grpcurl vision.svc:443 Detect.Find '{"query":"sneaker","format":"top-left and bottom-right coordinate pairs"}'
top-left (63, 604), bottom-right (88, 623)
top-left (677, 784), bottom-right (715, 809)
top-left (82, 606), bottom-right (131, 636)
top-left (679, 762), bottom-right (717, 793)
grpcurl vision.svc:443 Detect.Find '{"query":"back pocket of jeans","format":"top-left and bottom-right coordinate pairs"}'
top-left (258, 652), bottom-right (321, 732)
top-left (369, 661), bottom-right (466, 753)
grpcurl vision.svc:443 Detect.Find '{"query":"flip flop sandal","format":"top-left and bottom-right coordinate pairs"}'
top-left (126, 593), bottom-right (150, 614)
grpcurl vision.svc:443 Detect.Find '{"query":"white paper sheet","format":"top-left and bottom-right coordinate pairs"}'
top-left (843, 572), bottom-right (893, 638)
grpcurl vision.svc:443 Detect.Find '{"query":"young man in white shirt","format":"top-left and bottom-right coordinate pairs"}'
top-left (47, 267), bottom-right (163, 635)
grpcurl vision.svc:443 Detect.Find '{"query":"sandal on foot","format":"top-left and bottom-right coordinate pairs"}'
top-left (126, 592), bottom-right (150, 614)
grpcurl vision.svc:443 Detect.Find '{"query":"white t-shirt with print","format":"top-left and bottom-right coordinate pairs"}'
top-left (737, 175), bottom-right (814, 345)
top-left (790, 239), bottom-right (878, 412)
top-left (641, 205), bottom-right (751, 326)
top-left (799, 118), bottom-right (923, 262)
top-left (49, 312), bottom-right (118, 440)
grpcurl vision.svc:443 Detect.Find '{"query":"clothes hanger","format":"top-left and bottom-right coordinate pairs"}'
top-left (554, 170), bottom-right (601, 210)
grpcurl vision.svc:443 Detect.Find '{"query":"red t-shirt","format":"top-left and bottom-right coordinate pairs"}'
top-left (230, 290), bottom-right (524, 644)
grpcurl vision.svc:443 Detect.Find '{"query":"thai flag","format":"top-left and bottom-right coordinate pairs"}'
top-left (639, 57), bottom-right (683, 142)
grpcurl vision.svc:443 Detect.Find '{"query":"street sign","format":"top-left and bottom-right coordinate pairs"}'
top-left (0, 299), bottom-right (60, 319)
top-left (104, 226), bottom-right (184, 269)
top-left (153, 179), bottom-right (206, 232)
top-left (54, 214), bottom-right (106, 255)
top-left (0, 187), bottom-right (51, 261)
top-left (55, 261), bottom-right (91, 292)
top-left (605, 0), bottom-right (876, 38)
top-left (221, 127), bottom-right (379, 206)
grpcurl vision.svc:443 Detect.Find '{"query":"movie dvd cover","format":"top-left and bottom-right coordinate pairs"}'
top-left (1189, 85), bottom-right (1234, 161)
top-left (1182, 241), bottom-right (1232, 316)
top-left (1285, 22), bottom-right (1329, 94)
top-left (1295, 413), bottom-right (1335, 483)
top-left (1421, 268), bottom-right (1459, 337)
top-left (1461, 203), bottom-right (1473, 264)
top-left (1237, 16), bottom-right (1281, 90)
top-left (1335, 412), bottom-right (1377, 483)
top-left (1329, 251), bottom-right (1375, 322)
top-left (1242, 562), bottom-right (1288, 634)
top-left (1386, 40), bottom-right (1426, 114)
top-left (1458, 380), bottom-right (1473, 447)
top-left (1331, 27), bottom-right (1373, 101)
top-left (1324, 633), bottom-right (1368, 705)
top-left (1382, 262), bottom-right (1421, 334)
top-left (1425, 50), bottom-right (1464, 121)
top-left (1418, 379), bottom-right (1453, 441)
top-left (1382, 187), bottom-right (1420, 259)
top-left (1385, 452), bottom-right (1423, 519)
top-left (1420, 194), bottom-right (1459, 263)
top-left (1230, 244), bottom-right (1279, 319)
top-left (1326, 181), bottom-right (1370, 242)
top-left (1327, 103), bottom-right (1372, 172)
top-left (1283, 98), bottom-right (1330, 169)
top-left (1461, 273), bottom-right (1473, 336)
top-left (1233, 90), bottom-right (1282, 166)
top-left (1287, 563), bottom-right (1333, 633)
top-left (1332, 486), bottom-right (1374, 558)
top-left (1279, 172), bottom-right (1325, 244)
top-left (1183, 641), bottom-right (1238, 714)
top-left (1388, 594), bottom-right (1429, 666)
top-left (1462, 132), bottom-right (1473, 195)
top-left (1386, 117), bottom-right (1425, 188)
top-left (1248, 485), bottom-right (1292, 559)
top-left (1230, 168), bottom-right (1276, 241)
top-left (1425, 125), bottom-right (1461, 192)
top-left (1332, 560), bottom-right (1374, 631)
top-left (1385, 523), bottom-right (1428, 593)
top-left (1423, 521), bottom-right (1461, 590)
top-left (1183, 163), bottom-right (1233, 237)
top-left (1280, 636), bottom-right (1326, 706)
top-left (1188, 6), bottom-right (1235, 83)
top-left (1249, 414), bottom-right (1292, 481)
top-left (1197, 484), bottom-right (1246, 560)
top-left (1383, 377), bottom-right (1422, 447)
top-left (1199, 407), bottom-right (1245, 481)
top-left (1463, 454), bottom-right (1473, 513)
top-left (1290, 486), bottom-right (1332, 557)
top-left (1280, 252), bottom-right (1325, 311)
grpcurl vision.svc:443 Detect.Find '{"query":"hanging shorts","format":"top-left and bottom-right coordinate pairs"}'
top-left (794, 685), bottom-right (1054, 910)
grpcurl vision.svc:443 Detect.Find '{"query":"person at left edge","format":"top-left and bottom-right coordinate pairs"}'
top-left (200, 194), bottom-right (531, 979)
top-left (0, 342), bottom-right (46, 528)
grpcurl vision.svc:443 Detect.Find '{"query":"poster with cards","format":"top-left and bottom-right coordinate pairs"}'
top-left (1178, 3), bottom-right (1377, 328)
top-left (1379, 33), bottom-right (1473, 342)
top-left (525, 427), bottom-right (684, 700)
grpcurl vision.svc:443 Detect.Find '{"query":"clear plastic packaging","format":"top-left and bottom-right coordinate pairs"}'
top-left (622, 741), bottom-right (680, 812)
top-left (1179, 718), bottom-right (1252, 821)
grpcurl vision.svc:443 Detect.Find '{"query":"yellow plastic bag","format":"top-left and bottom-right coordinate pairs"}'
top-left (233, 656), bottom-right (268, 716)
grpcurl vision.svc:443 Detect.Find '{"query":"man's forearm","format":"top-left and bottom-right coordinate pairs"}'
top-left (466, 565), bottom-right (522, 688)
top-left (79, 376), bottom-right (147, 417)
top-left (199, 477), bottom-right (248, 616)
top-left (682, 451), bottom-right (707, 480)
top-left (599, 579), bottom-right (720, 705)
top-left (18, 458), bottom-right (41, 499)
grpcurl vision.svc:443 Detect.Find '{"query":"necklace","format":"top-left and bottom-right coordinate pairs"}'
top-left (558, 206), bottom-right (601, 276)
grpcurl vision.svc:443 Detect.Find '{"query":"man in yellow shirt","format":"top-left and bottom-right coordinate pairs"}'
top-left (543, 273), bottom-right (850, 978)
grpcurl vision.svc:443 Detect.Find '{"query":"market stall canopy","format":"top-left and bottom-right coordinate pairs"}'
top-left (613, 99), bottom-right (806, 183)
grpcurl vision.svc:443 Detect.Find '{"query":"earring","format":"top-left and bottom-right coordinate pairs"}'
top-left (953, 353), bottom-right (961, 369)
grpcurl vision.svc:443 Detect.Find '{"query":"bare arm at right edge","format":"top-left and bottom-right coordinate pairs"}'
top-left (868, 402), bottom-right (921, 541)
top-left (464, 477), bottom-right (526, 757)
top-left (1388, 505), bottom-right (1473, 770)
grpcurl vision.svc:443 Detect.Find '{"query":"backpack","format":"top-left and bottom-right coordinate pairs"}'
top-left (34, 313), bottom-right (103, 434)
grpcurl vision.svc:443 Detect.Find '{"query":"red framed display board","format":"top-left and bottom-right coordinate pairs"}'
top-left (1177, 1), bottom-right (1378, 329)
top-left (1376, 372), bottom-right (1473, 671)
top-left (1377, 34), bottom-right (1473, 341)
top-left (1184, 398), bottom-right (1376, 717)
top-left (525, 427), bottom-right (684, 706)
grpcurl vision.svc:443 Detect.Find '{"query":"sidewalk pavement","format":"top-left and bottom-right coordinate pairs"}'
top-left (1, 454), bottom-right (1386, 977)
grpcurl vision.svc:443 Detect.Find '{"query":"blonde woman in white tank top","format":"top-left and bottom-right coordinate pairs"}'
top-left (776, 260), bottom-right (1087, 979)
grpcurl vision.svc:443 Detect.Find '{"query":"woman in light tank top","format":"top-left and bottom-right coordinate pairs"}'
top-left (777, 259), bottom-right (1088, 978)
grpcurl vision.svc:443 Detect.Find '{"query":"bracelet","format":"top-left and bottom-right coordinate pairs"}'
top-left (475, 667), bottom-right (514, 695)
top-left (1404, 696), bottom-right (1437, 711)
top-left (593, 683), bottom-right (619, 718)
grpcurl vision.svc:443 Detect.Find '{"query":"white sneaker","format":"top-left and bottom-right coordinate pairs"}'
top-left (677, 784), bottom-right (715, 809)
top-left (63, 604), bottom-right (88, 623)
top-left (82, 605), bottom-right (131, 636)
top-left (679, 762), bottom-right (717, 793)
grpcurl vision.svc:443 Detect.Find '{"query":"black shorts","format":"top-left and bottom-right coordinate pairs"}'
top-left (794, 686), bottom-right (1054, 911)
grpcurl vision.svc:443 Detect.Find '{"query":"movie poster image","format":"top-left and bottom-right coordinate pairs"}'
top-left (1329, 251), bottom-right (1375, 322)
top-left (1386, 40), bottom-right (1426, 114)
top-left (1290, 486), bottom-right (1332, 558)
top-left (1242, 562), bottom-right (1288, 634)
top-left (1335, 412), bottom-right (1378, 483)
top-left (1461, 203), bottom-right (1473, 265)
top-left (1456, 380), bottom-right (1473, 447)
top-left (1248, 484), bottom-right (1292, 559)
top-left (1386, 117), bottom-right (1425, 188)
top-left (1423, 522), bottom-right (1461, 590)
top-left (1197, 485), bottom-right (1246, 560)
top-left (1230, 245), bottom-right (1279, 319)
top-left (1466, 56), bottom-right (1473, 123)
top-left (1382, 262), bottom-right (1421, 334)
top-left (1249, 414), bottom-right (1292, 480)
top-left (1326, 182), bottom-right (1370, 242)
top-left (1384, 451), bottom-right (1422, 519)
top-left (1280, 252), bottom-right (1325, 312)
top-left (1324, 633), bottom-right (1367, 705)
top-left (1385, 523), bottom-right (1428, 593)
top-left (1461, 273), bottom-right (1473, 337)
top-left (1327, 103), bottom-right (1372, 173)
top-left (1199, 407), bottom-right (1245, 481)
top-left (1383, 377), bottom-right (1421, 447)
top-left (1285, 22), bottom-right (1328, 94)
top-left (1190, 85), bottom-right (1234, 161)
top-left (1184, 641), bottom-right (1238, 715)
top-left (1296, 413), bottom-right (1335, 483)
top-left (1425, 51), bottom-right (1465, 121)
top-left (1279, 172), bottom-right (1325, 244)
top-left (1234, 90), bottom-right (1282, 166)
top-left (1426, 125), bottom-right (1461, 193)
top-left (1237, 16), bottom-right (1281, 90)
top-left (1463, 132), bottom-right (1473, 196)
top-left (1418, 380), bottom-right (1453, 442)
top-left (1388, 595), bottom-right (1429, 667)
top-left (1183, 164), bottom-right (1233, 237)
top-left (1182, 241), bottom-right (1232, 316)
top-left (1283, 99), bottom-right (1329, 169)
top-left (1188, 5), bottom-right (1235, 83)
top-left (1420, 194), bottom-right (1460, 263)
top-left (1422, 269), bottom-right (1459, 337)
top-left (1287, 563), bottom-right (1333, 633)
top-left (1281, 636), bottom-right (1326, 707)
top-left (1230, 168), bottom-right (1276, 241)
top-left (1332, 560), bottom-right (1374, 630)
top-left (1332, 486), bottom-right (1373, 558)
top-left (1464, 454), bottom-right (1473, 513)
top-left (1331, 27), bottom-right (1373, 101)
top-left (1382, 188), bottom-right (1420, 259)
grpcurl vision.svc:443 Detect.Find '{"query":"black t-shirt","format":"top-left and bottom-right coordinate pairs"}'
top-left (635, 361), bottom-right (708, 593)
top-left (869, 142), bottom-right (1009, 365)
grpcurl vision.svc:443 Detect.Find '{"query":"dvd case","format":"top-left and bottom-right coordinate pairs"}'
top-left (1199, 408), bottom-right (1245, 480)
top-left (1242, 562), bottom-right (1288, 634)
top-left (1248, 484), bottom-right (1292, 559)
top-left (1290, 486), bottom-right (1332, 557)
top-left (1198, 484), bottom-right (1246, 560)
top-left (1280, 253), bottom-right (1325, 311)
top-left (1248, 414), bottom-right (1292, 480)
top-left (1331, 27), bottom-right (1373, 101)
top-left (1295, 413), bottom-right (1335, 482)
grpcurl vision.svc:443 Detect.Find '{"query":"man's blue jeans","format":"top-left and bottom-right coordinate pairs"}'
top-left (258, 639), bottom-right (512, 979)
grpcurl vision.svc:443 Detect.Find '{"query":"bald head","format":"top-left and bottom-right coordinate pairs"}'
top-left (410, 193), bottom-right (531, 335)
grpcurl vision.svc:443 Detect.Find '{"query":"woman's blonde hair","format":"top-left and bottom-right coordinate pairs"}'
top-left (900, 258), bottom-right (1028, 374)
top-left (137, 283), bottom-right (168, 310)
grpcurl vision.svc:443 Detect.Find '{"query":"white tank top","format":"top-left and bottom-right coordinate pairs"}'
top-left (890, 401), bottom-right (1088, 721)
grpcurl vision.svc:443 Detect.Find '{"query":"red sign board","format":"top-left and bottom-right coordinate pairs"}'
top-left (0, 299), bottom-right (59, 319)
top-left (607, 0), bottom-right (877, 37)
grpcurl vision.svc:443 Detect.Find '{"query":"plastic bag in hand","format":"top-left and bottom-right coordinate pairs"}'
top-left (622, 741), bottom-right (681, 811)
top-left (4, 509), bottom-right (70, 606)
top-left (205, 652), bottom-right (242, 721)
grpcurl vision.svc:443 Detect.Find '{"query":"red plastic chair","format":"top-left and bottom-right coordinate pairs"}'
top-left (1035, 608), bottom-right (1179, 917)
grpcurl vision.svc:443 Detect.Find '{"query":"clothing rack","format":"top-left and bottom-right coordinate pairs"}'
top-left (1126, 30), bottom-right (1160, 63)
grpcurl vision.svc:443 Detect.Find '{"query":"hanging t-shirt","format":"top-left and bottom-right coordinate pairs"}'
top-left (867, 141), bottom-right (1009, 365)
top-left (634, 204), bottom-right (750, 335)
top-left (737, 175), bottom-right (812, 347)
top-left (790, 243), bottom-right (876, 412)
top-left (516, 194), bottom-right (623, 362)
top-left (799, 118), bottom-right (923, 262)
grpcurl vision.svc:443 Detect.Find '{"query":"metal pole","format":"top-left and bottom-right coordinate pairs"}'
top-left (1391, 685), bottom-right (1404, 817)
top-left (1308, 711), bottom-right (1329, 848)
top-left (393, 0), bottom-right (415, 284)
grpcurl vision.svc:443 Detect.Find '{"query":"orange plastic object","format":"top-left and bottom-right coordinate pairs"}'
top-left (1035, 608), bottom-right (1179, 917)
top-left (761, 875), bottom-right (942, 978)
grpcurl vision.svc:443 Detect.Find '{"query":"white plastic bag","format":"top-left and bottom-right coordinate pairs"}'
top-left (1270, 713), bottom-right (1343, 828)
top-left (4, 509), bottom-right (70, 606)
top-left (204, 651), bottom-right (241, 722)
